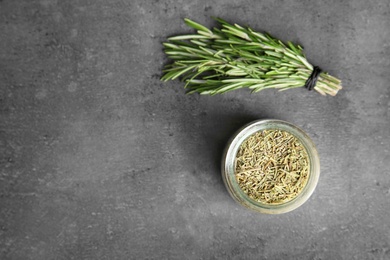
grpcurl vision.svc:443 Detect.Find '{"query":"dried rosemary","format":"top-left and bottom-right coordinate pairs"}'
top-left (235, 129), bottom-right (310, 204)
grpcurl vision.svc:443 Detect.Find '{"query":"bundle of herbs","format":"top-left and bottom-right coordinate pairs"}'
top-left (162, 18), bottom-right (342, 96)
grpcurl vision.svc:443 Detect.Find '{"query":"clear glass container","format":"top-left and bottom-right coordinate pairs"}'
top-left (221, 119), bottom-right (320, 214)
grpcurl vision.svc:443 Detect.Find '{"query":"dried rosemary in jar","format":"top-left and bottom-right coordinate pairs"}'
top-left (235, 129), bottom-right (310, 204)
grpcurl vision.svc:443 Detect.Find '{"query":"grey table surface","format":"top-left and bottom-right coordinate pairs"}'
top-left (1, 0), bottom-right (389, 259)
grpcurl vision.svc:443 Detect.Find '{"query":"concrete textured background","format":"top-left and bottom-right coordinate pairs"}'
top-left (1, 0), bottom-right (389, 259)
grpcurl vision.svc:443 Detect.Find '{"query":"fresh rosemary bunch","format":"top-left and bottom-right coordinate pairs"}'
top-left (161, 18), bottom-right (342, 96)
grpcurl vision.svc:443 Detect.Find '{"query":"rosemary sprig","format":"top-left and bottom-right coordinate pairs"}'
top-left (162, 18), bottom-right (342, 96)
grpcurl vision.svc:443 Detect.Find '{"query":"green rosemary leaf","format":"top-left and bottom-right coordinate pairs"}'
top-left (216, 82), bottom-right (248, 93)
top-left (162, 42), bottom-right (181, 50)
top-left (248, 30), bottom-right (269, 42)
top-left (265, 51), bottom-right (284, 58)
top-left (198, 46), bottom-right (216, 55)
top-left (221, 78), bottom-right (264, 83)
top-left (287, 41), bottom-right (301, 55)
top-left (225, 69), bottom-right (248, 76)
top-left (221, 28), bottom-right (252, 41)
top-left (168, 35), bottom-right (209, 41)
top-left (190, 40), bottom-right (208, 46)
top-left (163, 65), bottom-right (197, 81)
top-left (184, 18), bottom-right (212, 34)
top-left (164, 51), bottom-right (199, 58)
top-left (214, 39), bottom-right (244, 45)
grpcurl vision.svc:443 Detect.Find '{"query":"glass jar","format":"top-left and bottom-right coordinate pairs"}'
top-left (221, 119), bottom-right (320, 214)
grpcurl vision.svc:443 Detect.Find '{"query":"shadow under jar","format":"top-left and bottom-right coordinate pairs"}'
top-left (222, 119), bottom-right (320, 214)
